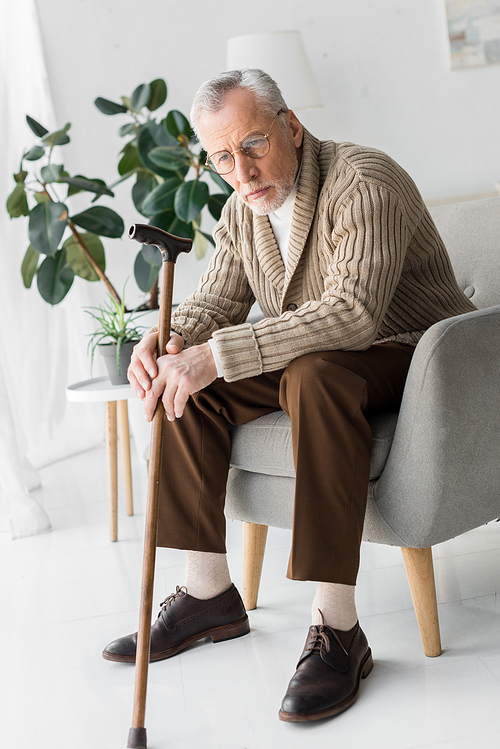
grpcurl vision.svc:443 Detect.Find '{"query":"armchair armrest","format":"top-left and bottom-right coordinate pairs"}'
top-left (371, 305), bottom-right (500, 547)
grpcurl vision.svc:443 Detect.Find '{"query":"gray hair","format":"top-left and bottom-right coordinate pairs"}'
top-left (190, 68), bottom-right (288, 142)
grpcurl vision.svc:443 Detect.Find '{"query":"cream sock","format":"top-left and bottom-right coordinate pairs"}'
top-left (184, 550), bottom-right (232, 600)
top-left (311, 582), bottom-right (358, 631)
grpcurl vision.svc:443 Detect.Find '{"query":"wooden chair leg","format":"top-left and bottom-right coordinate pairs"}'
top-left (242, 522), bottom-right (268, 610)
top-left (401, 546), bottom-right (442, 657)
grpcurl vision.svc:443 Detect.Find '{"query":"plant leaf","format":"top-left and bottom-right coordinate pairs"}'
top-left (59, 175), bottom-right (114, 197)
top-left (132, 175), bottom-right (158, 215)
top-left (208, 193), bottom-right (229, 221)
top-left (28, 201), bottom-right (68, 254)
top-left (137, 121), bottom-right (179, 178)
top-left (134, 249), bottom-right (160, 292)
top-left (6, 183), bottom-right (30, 218)
top-left (148, 146), bottom-right (191, 172)
top-left (165, 110), bottom-right (191, 139)
top-left (118, 142), bottom-right (143, 176)
top-left (147, 79), bottom-right (167, 112)
top-left (34, 191), bottom-right (50, 204)
top-left (14, 169), bottom-right (28, 184)
top-left (140, 242), bottom-right (163, 266)
top-left (119, 122), bottom-right (137, 137)
top-left (41, 123), bottom-right (71, 148)
top-left (37, 248), bottom-right (74, 305)
top-left (174, 179), bottom-right (209, 223)
top-left (26, 115), bottom-right (49, 137)
top-left (201, 230), bottom-right (215, 247)
top-left (131, 83), bottom-right (151, 112)
top-left (168, 216), bottom-right (195, 239)
top-left (63, 232), bottom-right (105, 281)
top-left (148, 210), bottom-right (194, 240)
top-left (208, 169), bottom-right (234, 194)
top-left (40, 164), bottom-right (64, 183)
top-left (23, 145), bottom-right (45, 161)
top-left (193, 229), bottom-right (208, 260)
top-left (147, 209), bottom-right (175, 232)
top-left (71, 206), bottom-right (124, 238)
top-left (140, 175), bottom-right (182, 216)
top-left (21, 245), bottom-right (40, 288)
top-left (94, 97), bottom-right (128, 115)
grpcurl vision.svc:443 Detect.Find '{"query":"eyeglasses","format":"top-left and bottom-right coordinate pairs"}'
top-left (205, 110), bottom-right (287, 176)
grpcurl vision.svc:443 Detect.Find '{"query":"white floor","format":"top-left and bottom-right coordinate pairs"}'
top-left (2, 441), bottom-right (500, 749)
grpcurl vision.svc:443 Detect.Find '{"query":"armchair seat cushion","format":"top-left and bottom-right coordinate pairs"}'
top-left (227, 410), bottom-right (401, 534)
top-left (228, 409), bottom-right (399, 481)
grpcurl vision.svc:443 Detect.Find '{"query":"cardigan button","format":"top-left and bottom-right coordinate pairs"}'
top-left (286, 303), bottom-right (298, 311)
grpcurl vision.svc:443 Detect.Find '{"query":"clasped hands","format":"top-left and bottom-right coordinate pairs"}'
top-left (127, 331), bottom-right (217, 422)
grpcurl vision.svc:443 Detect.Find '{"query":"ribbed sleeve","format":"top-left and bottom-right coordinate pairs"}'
top-left (171, 130), bottom-right (476, 382)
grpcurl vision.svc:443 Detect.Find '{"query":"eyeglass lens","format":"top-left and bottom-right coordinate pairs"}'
top-left (208, 134), bottom-right (270, 175)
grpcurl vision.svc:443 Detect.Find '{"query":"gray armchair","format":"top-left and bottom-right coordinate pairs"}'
top-left (225, 195), bottom-right (500, 657)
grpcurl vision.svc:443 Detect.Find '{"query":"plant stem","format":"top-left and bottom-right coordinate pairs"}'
top-left (42, 180), bottom-right (63, 204)
top-left (39, 183), bottom-right (54, 201)
top-left (67, 220), bottom-right (122, 304)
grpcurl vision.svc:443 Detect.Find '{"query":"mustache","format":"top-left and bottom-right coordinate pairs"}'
top-left (242, 183), bottom-right (269, 198)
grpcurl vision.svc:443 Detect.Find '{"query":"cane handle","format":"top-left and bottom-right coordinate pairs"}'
top-left (129, 224), bottom-right (192, 264)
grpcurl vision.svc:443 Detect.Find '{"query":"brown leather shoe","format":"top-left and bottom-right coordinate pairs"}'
top-left (102, 584), bottom-right (249, 663)
top-left (279, 621), bottom-right (373, 722)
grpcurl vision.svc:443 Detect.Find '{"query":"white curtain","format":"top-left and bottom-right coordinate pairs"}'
top-left (0, 0), bottom-right (104, 538)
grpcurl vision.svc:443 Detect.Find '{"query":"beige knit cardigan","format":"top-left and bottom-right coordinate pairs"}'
top-left (169, 129), bottom-right (476, 382)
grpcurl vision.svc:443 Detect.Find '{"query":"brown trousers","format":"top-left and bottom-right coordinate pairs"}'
top-left (157, 343), bottom-right (413, 586)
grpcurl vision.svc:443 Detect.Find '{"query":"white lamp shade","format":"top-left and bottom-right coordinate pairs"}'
top-left (226, 30), bottom-right (322, 111)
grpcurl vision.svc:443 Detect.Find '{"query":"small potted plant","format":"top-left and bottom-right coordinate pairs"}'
top-left (86, 289), bottom-right (147, 385)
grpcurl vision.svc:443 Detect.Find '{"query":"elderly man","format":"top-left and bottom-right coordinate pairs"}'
top-left (103, 69), bottom-right (475, 722)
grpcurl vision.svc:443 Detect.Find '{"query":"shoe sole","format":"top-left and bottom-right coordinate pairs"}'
top-left (102, 614), bottom-right (250, 663)
top-left (278, 648), bottom-right (374, 722)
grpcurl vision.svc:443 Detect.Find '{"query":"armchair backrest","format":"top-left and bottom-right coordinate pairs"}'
top-left (429, 196), bottom-right (500, 310)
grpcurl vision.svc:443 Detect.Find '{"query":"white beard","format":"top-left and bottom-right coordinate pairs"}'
top-left (243, 176), bottom-right (296, 216)
top-left (242, 139), bottom-right (299, 216)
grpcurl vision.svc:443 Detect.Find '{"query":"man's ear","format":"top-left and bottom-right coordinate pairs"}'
top-left (287, 110), bottom-right (304, 148)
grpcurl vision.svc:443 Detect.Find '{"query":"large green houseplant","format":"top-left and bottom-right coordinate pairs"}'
top-left (6, 78), bottom-right (232, 309)
top-left (94, 78), bottom-right (233, 307)
top-left (6, 116), bottom-right (125, 305)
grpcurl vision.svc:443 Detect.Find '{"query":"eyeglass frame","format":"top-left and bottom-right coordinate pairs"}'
top-left (205, 109), bottom-right (288, 176)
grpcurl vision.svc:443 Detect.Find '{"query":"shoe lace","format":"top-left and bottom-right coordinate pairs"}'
top-left (158, 585), bottom-right (187, 614)
top-left (306, 609), bottom-right (348, 657)
top-left (306, 626), bottom-right (331, 655)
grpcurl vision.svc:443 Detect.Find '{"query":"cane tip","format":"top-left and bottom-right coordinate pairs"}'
top-left (127, 726), bottom-right (147, 748)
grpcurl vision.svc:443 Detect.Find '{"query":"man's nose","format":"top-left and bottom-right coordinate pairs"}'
top-left (233, 151), bottom-right (259, 183)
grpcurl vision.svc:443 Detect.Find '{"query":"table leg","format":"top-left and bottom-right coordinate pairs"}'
top-left (117, 400), bottom-right (134, 516)
top-left (105, 401), bottom-right (118, 542)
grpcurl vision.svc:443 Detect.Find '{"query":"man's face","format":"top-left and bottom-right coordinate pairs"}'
top-left (199, 88), bottom-right (303, 216)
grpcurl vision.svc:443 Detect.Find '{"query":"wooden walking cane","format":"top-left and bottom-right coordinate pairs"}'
top-left (127, 224), bottom-right (192, 749)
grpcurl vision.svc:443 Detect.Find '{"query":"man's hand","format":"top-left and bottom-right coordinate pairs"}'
top-left (144, 342), bottom-right (218, 422)
top-left (127, 331), bottom-right (184, 400)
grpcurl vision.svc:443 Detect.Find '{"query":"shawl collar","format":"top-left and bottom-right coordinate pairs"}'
top-left (248, 129), bottom-right (322, 299)
top-left (283, 129), bottom-right (321, 295)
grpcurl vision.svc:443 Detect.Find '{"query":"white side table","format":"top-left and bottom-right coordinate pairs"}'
top-left (66, 376), bottom-right (137, 541)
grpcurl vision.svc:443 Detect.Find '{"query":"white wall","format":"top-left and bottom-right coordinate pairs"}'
top-left (33, 0), bottom-right (500, 305)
